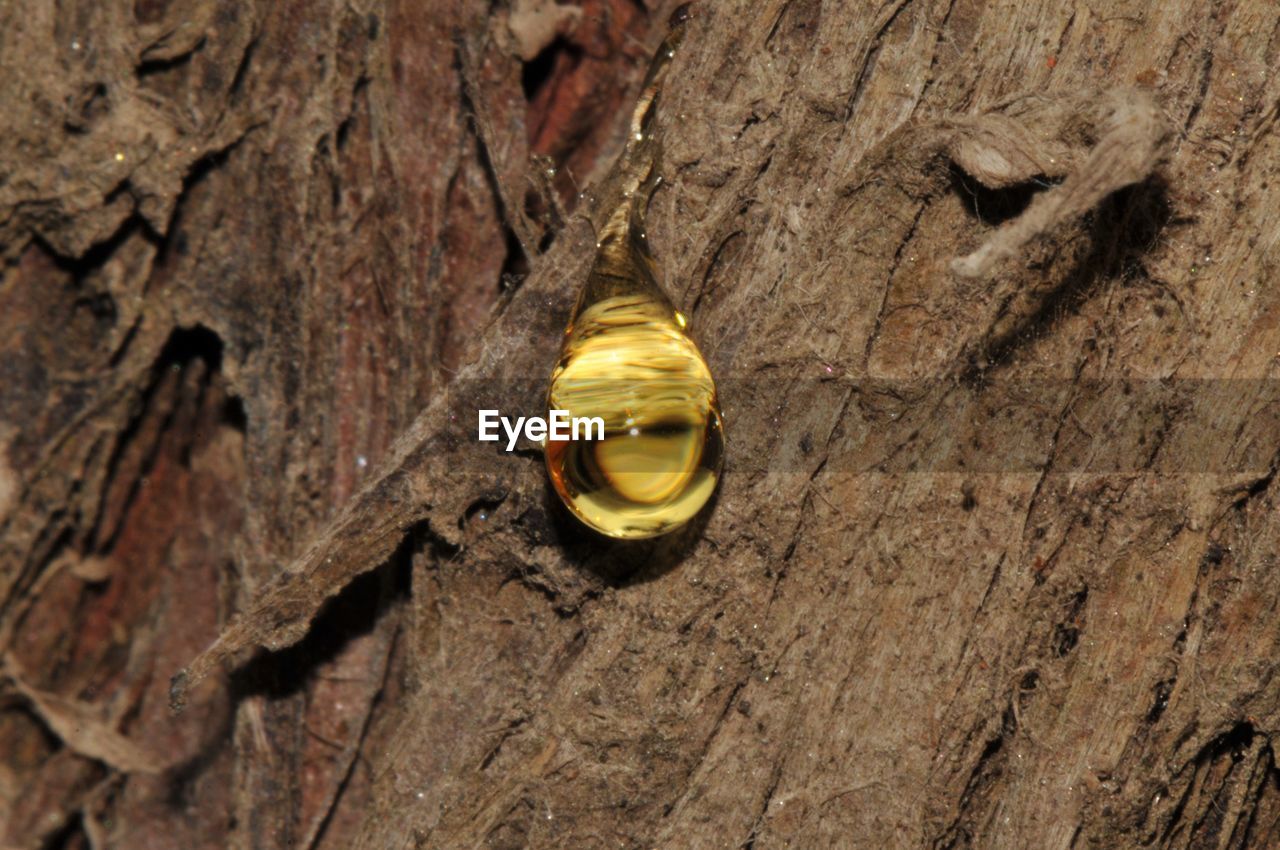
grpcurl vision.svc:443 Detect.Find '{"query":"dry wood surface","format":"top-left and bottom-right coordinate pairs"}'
top-left (3, 0), bottom-right (1280, 848)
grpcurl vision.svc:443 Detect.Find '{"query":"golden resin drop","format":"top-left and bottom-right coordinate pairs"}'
top-left (546, 271), bottom-right (724, 539)
top-left (544, 3), bottom-right (720, 539)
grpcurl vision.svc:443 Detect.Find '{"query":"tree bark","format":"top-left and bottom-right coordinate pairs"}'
top-left (3, 0), bottom-right (1280, 848)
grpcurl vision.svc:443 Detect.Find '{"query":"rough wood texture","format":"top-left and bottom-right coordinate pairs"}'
top-left (4, 0), bottom-right (1280, 848)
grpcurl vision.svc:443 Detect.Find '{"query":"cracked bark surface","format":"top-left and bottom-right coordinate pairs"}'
top-left (4, 0), bottom-right (1280, 848)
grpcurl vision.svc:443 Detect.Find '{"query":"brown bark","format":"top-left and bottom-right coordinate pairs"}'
top-left (3, 0), bottom-right (1280, 848)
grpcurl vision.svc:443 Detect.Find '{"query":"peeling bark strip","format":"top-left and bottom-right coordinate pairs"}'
top-left (951, 89), bottom-right (1172, 278)
top-left (4, 654), bottom-right (164, 774)
top-left (169, 462), bottom-right (428, 709)
top-left (6, 0), bottom-right (1280, 848)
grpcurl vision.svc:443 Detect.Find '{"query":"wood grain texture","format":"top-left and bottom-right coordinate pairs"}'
top-left (3, 0), bottom-right (1280, 848)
